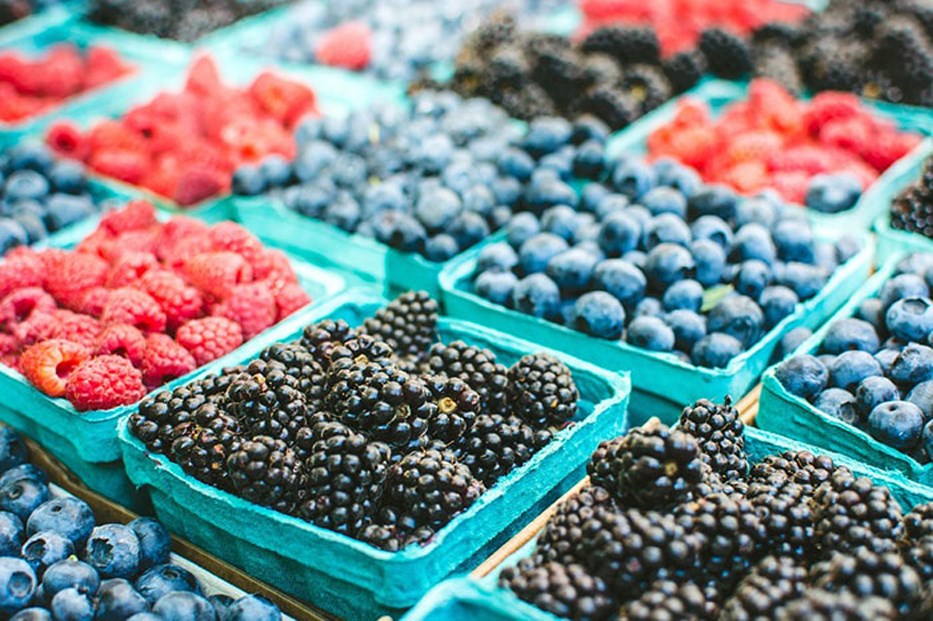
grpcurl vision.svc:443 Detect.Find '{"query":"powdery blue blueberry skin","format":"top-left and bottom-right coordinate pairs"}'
top-left (665, 309), bottom-right (707, 352)
top-left (0, 512), bottom-right (24, 557)
top-left (896, 252), bottom-right (933, 279)
top-left (0, 558), bottom-right (35, 615)
top-left (10, 607), bottom-right (51, 621)
top-left (512, 274), bottom-right (561, 319)
top-left (546, 249), bottom-right (599, 293)
top-left (856, 298), bottom-right (884, 330)
top-left (51, 587), bottom-right (94, 621)
top-left (731, 223), bottom-right (777, 265)
top-left (231, 166), bottom-right (266, 196)
top-left (621, 250), bottom-right (647, 270)
top-left (923, 419), bottom-right (933, 459)
top-left (0, 220), bottom-right (28, 255)
top-left (21, 531), bottom-right (74, 576)
top-left (634, 297), bottom-right (664, 319)
top-left (134, 564), bottom-right (201, 606)
top-left (476, 242), bottom-right (519, 274)
top-left (779, 327), bottom-right (812, 358)
top-left (907, 380), bottom-right (933, 419)
top-left (690, 239), bottom-right (727, 287)
top-left (597, 212), bottom-right (642, 257)
top-left (644, 244), bottom-right (695, 291)
top-left (518, 233), bottom-right (569, 275)
top-left (879, 273), bottom-right (929, 312)
top-left (498, 148), bottom-right (535, 182)
top-left (890, 343), bottom-right (933, 385)
top-left (655, 159), bottom-right (702, 197)
top-left (688, 184), bottom-right (738, 221)
top-left (462, 185), bottom-right (496, 218)
top-left (821, 318), bottom-right (880, 355)
top-left (208, 594), bottom-right (233, 620)
top-left (645, 213), bottom-right (691, 249)
top-left (735, 260), bottom-right (771, 301)
top-left (414, 187), bottom-right (461, 232)
top-left (506, 212), bottom-right (540, 248)
top-left (259, 155), bottom-right (293, 188)
top-left (84, 524), bottom-right (140, 580)
top-left (868, 401), bottom-right (925, 450)
top-left (814, 388), bottom-right (858, 424)
top-left (776, 355), bottom-right (829, 400)
top-left (772, 220), bottom-right (815, 263)
top-left (829, 351), bottom-right (883, 391)
top-left (662, 279), bottom-right (703, 313)
top-left (424, 234), bottom-right (459, 262)
top-left (126, 614), bottom-right (162, 621)
top-left (153, 591), bottom-right (215, 621)
top-left (805, 172), bottom-right (862, 213)
top-left (95, 579), bottom-right (148, 621)
top-left (574, 240), bottom-right (605, 262)
top-left (875, 348), bottom-right (901, 377)
top-left (817, 354), bottom-right (837, 370)
top-left (735, 197), bottom-right (777, 229)
top-left (777, 262), bottom-right (828, 301)
top-left (525, 177), bottom-right (577, 213)
top-left (611, 158), bottom-right (656, 201)
top-left (541, 205), bottom-right (580, 242)
top-left (641, 186), bottom-right (687, 218)
top-left (579, 183), bottom-right (610, 213)
top-left (224, 594), bottom-right (282, 621)
top-left (0, 464), bottom-right (43, 490)
top-left (572, 141), bottom-right (605, 180)
top-left (625, 316), bottom-right (676, 352)
top-left (475, 271), bottom-right (518, 307)
top-left (45, 195), bottom-right (94, 232)
top-left (856, 376), bottom-right (900, 418)
top-left (572, 292), bottom-right (625, 340)
top-left (812, 242), bottom-right (839, 273)
top-left (41, 560), bottom-right (99, 599)
top-left (886, 297), bottom-right (933, 343)
top-left (707, 295), bottom-right (765, 349)
top-left (522, 118), bottom-right (573, 159)
top-left (5, 171), bottom-right (49, 203)
top-left (691, 333), bottom-right (744, 368)
top-left (0, 477), bottom-right (50, 522)
top-left (593, 259), bottom-right (646, 307)
top-left (594, 194), bottom-right (630, 221)
top-left (761, 286), bottom-right (799, 329)
top-left (689, 215), bottom-right (733, 250)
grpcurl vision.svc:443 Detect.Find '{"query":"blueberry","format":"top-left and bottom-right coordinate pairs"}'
top-left (690, 239), bottom-right (726, 287)
top-left (477, 243), bottom-right (518, 273)
top-left (665, 309), bottom-right (706, 352)
top-left (134, 564), bottom-right (201, 605)
top-left (523, 117), bottom-right (572, 158)
top-left (27, 498), bottom-right (95, 546)
top-left (611, 158), bottom-right (655, 200)
top-left (834, 235), bottom-right (861, 264)
top-left (621, 250), bottom-right (647, 270)
top-left (594, 194), bottom-right (629, 221)
top-left (644, 244), bottom-right (695, 291)
top-left (580, 184), bottom-right (610, 213)
top-left (15, 212), bottom-right (47, 244)
top-left (498, 148), bottom-right (535, 181)
top-left (812, 242), bottom-right (838, 273)
top-left (689, 216), bottom-right (733, 249)
top-left (45, 195), bottom-right (95, 232)
top-left (573, 292), bottom-right (625, 339)
top-left (41, 560), bottom-right (98, 599)
top-left (890, 343), bottom-right (933, 385)
top-left (662, 279), bottom-right (703, 312)
top-left (362, 182), bottom-right (406, 216)
top-left (593, 259), bottom-right (646, 307)
top-left (448, 212), bottom-right (489, 250)
top-left (0, 428), bottom-right (27, 472)
top-left (735, 198), bottom-right (777, 229)
top-left (47, 161), bottom-right (86, 195)
top-left (634, 297), bottom-right (663, 319)
top-left (733, 260), bottom-right (770, 301)
top-left (126, 614), bottom-right (162, 621)
top-left (519, 233), bottom-right (568, 275)
top-left (321, 194), bottom-right (361, 232)
top-left (595, 211), bottom-right (640, 258)
top-left (541, 206), bottom-right (579, 241)
top-left (779, 327), bottom-right (812, 357)
top-left (626, 316), bottom-right (675, 352)
top-left (0, 512), bottom-right (23, 556)
top-left (22, 531), bottom-right (74, 577)
top-left (539, 151), bottom-right (574, 181)
top-left (258, 154), bottom-right (292, 188)
top-left (856, 376), bottom-right (900, 417)
top-left (51, 587), bottom-right (94, 621)
top-left (413, 188), bottom-right (461, 232)
top-left (818, 354), bottom-right (837, 369)
top-left (641, 187), bottom-right (687, 218)
top-left (731, 224), bottom-right (776, 265)
top-left (547, 249), bottom-right (598, 293)
top-left (10, 608), bottom-right (51, 621)
top-left (462, 186), bottom-right (496, 218)
top-left (8, 143), bottom-right (54, 174)
top-left (707, 295), bottom-right (764, 349)
top-left (776, 355), bottom-right (829, 400)
top-left (374, 212), bottom-right (427, 253)
top-left (0, 464), bottom-right (45, 489)
top-left (209, 594), bottom-right (233, 620)
top-left (645, 213), bottom-right (691, 249)
top-left (84, 524), bottom-right (140, 580)
top-left (490, 206), bottom-right (513, 231)
top-left (506, 213), bottom-right (540, 248)
top-left (688, 184), bottom-right (738, 221)
top-left (771, 220), bottom-right (815, 263)
top-left (96, 579), bottom-right (148, 621)
top-left (896, 252), bottom-right (933, 279)
top-left (572, 140), bottom-right (605, 179)
top-left (923, 420), bottom-right (933, 461)
top-left (868, 401), bottom-right (924, 450)
top-left (0, 558), bottom-right (36, 614)
top-left (224, 595), bottom-right (281, 621)
top-left (331, 153), bottom-right (367, 188)
top-left (512, 274), bottom-right (560, 319)
top-left (821, 318), bottom-right (880, 354)
top-left (524, 178), bottom-right (577, 213)
top-left (886, 297), bottom-right (933, 343)
top-left (806, 172), bottom-right (861, 213)
top-left (814, 388), bottom-right (858, 423)
top-left (760, 286), bottom-right (799, 328)
top-left (856, 299), bottom-right (884, 330)
top-left (881, 274), bottom-right (930, 314)
top-left (829, 351), bottom-right (883, 391)
top-left (573, 219), bottom-right (601, 245)
top-left (153, 591), bottom-right (215, 621)
top-left (875, 348), bottom-right (901, 376)
top-left (692, 333), bottom-right (744, 368)
top-left (571, 116), bottom-right (610, 145)
top-left (0, 219), bottom-right (28, 255)
top-left (5, 171), bottom-right (49, 203)
top-left (474, 270), bottom-right (517, 306)
top-left (293, 118), bottom-right (322, 149)
top-left (230, 165), bottom-right (266, 197)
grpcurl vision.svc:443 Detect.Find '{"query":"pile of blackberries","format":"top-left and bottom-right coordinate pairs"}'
top-left (891, 156), bottom-right (933, 238)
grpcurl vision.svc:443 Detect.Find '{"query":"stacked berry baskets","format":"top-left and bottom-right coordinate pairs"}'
top-left (117, 289), bottom-right (630, 619)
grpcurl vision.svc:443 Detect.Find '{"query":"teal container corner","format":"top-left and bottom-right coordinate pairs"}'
top-left (872, 138), bottom-right (933, 266)
top-left (439, 230), bottom-right (874, 423)
top-left (757, 256), bottom-right (933, 485)
top-left (117, 289), bottom-right (631, 619)
top-left (401, 425), bottom-right (933, 621)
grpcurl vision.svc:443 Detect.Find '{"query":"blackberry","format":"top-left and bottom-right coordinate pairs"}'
top-left (582, 54), bottom-right (623, 88)
top-left (357, 521), bottom-right (434, 553)
top-left (423, 375), bottom-right (479, 445)
top-left (534, 485), bottom-right (616, 566)
top-left (618, 579), bottom-right (719, 621)
top-left (226, 436), bottom-right (303, 515)
top-left (620, 64), bottom-right (672, 115)
top-left (891, 185), bottom-right (933, 237)
top-left (810, 548), bottom-right (923, 616)
top-left (168, 402), bottom-right (242, 490)
top-left (500, 83), bottom-right (557, 122)
top-left (748, 449), bottom-right (836, 494)
top-left (679, 397), bottom-right (748, 481)
top-left (299, 318), bottom-right (357, 368)
top-left (532, 49), bottom-right (587, 107)
top-left (579, 26), bottom-right (660, 65)
top-left (580, 86), bottom-right (639, 131)
top-left (384, 449), bottom-right (484, 530)
top-left (901, 501), bottom-right (933, 581)
top-left (588, 421), bottom-right (705, 510)
top-left (812, 469), bottom-right (904, 555)
top-left (663, 50), bottom-right (705, 94)
top-left (300, 429), bottom-right (391, 536)
top-left (259, 342), bottom-right (326, 407)
top-left (454, 413), bottom-right (551, 487)
top-left (326, 334), bottom-right (396, 380)
top-left (468, 12), bottom-right (516, 54)
top-left (485, 48), bottom-right (529, 91)
top-left (361, 291), bottom-right (438, 363)
top-left (421, 340), bottom-right (510, 416)
top-left (779, 589), bottom-right (897, 621)
top-left (802, 39), bottom-right (865, 93)
top-left (720, 556), bottom-right (807, 621)
top-left (508, 353), bottom-right (578, 428)
top-left (225, 359), bottom-right (307, 446)
top-left (751, 22), bottom-right (806, 49)
top-left (746, 480), bottom-right (816, 560)
top-left (500, 559), bottom-right (614, 621)
top-left (699, 28), bottom-right (753, 79)
top-left (753, 45), bottom-right (804, 96)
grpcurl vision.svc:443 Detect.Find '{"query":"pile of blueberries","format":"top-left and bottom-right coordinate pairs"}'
top-left (467, 119), bottom-right (861, 368)
top-left (0, 142), bottom-right (102, 256)
top-left (0, 427), bottom-right (282, 620)
top-left (777, 252), bottom-right (933, 464)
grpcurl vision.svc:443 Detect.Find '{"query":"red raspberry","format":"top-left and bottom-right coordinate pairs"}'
top-left (35, 45), bottom-right (84, 98)
top-left (208, 222), bottom-right (263, 262)
top-left (184, 56), bottom-right (224, 99)
top-left (141, 333), bottom-right (196, 388)
top-left (176, 317), bottom-right (243, 366)
top-left (48, 311), bottom-right (101, 350)
top-left (248, 72), bottom-right (318, 128)
top-left (75, 287), bottom-right (110, 318)
top-left (184, 252), bottom-right (254, 299)
top-left (213, 282), bottom-right (277, 340)
top-left (100, 229), bottom-right (161, 264)
top-left (88, 119), bottom-right (147, 153)
top-left (725, 130), bottom-right (783, 165)
top-left (818, 116), bottom-right (872, 154)
top-left (0, 288), bottom-right (56, 331)
top-left (803, 92), bottom-right (862, 136)
top-left (65, 355), bottom-right (147, 411)
top-left (105, 252), bottom-right (159, 288)
top-left (12, 312), bottom-right (57, 347)
top-left (769, 171), bottom-right (811, 205)
top-left (159, 234), bottom-right (213, 273)
top-left (172, 166), bottom-right (225, 207)
top-left (20, 339), bottom-right (90, 398)
top-left (860, 132), bottom-right (923, 172)
top-left (274, 283), bottom-right (311, 321)
top-left (89, 149), bottom-right (148, 185)
top-left (136, 270), bottom-right (204, 331)
top-left (42, 252), bottom-right (109, 310)
top-left (95, 324), bottom-right (146, 367)
top-left (0, 253), bottom-right (44, 299)
top-left (99, 200), bottom-right (158, 236)
top-left (84, 46), bottom-right (132, 89)
top-left (101, 288), bottom-right (167, 333)
top-left (0, 334), bottom-right (17, 356)
top-left (46, 121), bottom-right (89, 161)
top-left (252, 249), bottom-right (298, 287)
top-left (315, 22), bottom-right (372, 72)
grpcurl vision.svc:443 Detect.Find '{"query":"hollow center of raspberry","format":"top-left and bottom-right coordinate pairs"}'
top-left (56, 360), bottom-right (80, 379)
top-left (111, 346), bottom-right (128, 359)
top-left (12, 299), bottom-right (37, 322)
top-left (235, 265), bottom-right (251, 285)
top-left (438, 397), bottom-right (457, 414)
top-left (664, 461), bottom-right (678, 477)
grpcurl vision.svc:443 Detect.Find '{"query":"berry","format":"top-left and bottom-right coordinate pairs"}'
top-left (65, 355), bottom-right (146, 411)
top-left (225, 359), bottom-right (307, 446)
top-left (84, 524), bottom-right (140, 579)
top-left (226, 436), bottom-right (303, 515)
top-left (361, 291), bottom-right (437, 363)
top-left (453, 413), bottom-right (551, 487)
top-left (175, 317), bottom-right (243, 366)
top-left (618, 579), bottom-right (719, 620)
top-left (169, 403), bottom-right (242, 490)
top-left (812, 469), bottom-right (904, 555)
top-left (213, 283), bottom-right (277, 340)
top-left (19, 340), bottom-right (89, 399)
top-left (315, 22), bottom-right (372, 71)
top-left (499, 560), bottom-right (614, 621)
top-left (679, 397), bottom-right (748, 480)
top-left (699, 28), bottom-right (752, 79)
top-left (507, 353), bottom-right (578, 428)
top-left (421, 340), bottom-right (509, 416)
top-left (720, 556), bottom-right (807, 620)
top-left (141, 334), bottom-right (196, 389)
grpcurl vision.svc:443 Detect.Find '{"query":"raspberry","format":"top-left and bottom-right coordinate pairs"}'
top-left (273, 283), bottom-right (310, 321)
top-left (0, 334), bottom-right (17, 356)
top-left (65, 355), bottom-right (147, 411)
top-left (248, 72), bottom-right (318, 128)
top-left (803, 92), bottom-right (863, 136)
top-left (315, 22), bottom-right (373, 71)
top-left (0, 254), bottom-right (43, 299)
top-left (0, 288), bottom-right (56, 331)
top-left (860, 132), bottom-right (923, 172)
top-left (172, 166), bottom-right (225, 206)
top-left (20, 339), bottom-right (90, 398)
top-left (34, 45), bottom-right (84, 98)
top-left (156, 216), bottom-right (209, 257)
top-left (251, 249), bottom-right (297, 286)
top-left (175, 317), bottom-right (243, 366)
top-left (42, 252), bottom-right (109, 310)
top-left (101, 288), bottom-right (167, 334)
top-left (185, 56), bottom-right (223, 99)
top-left (213, 282), bottom-right (277, 340)
top-left (105, 252), bottom-right (159, 288)
top-left (12, 312), bottom-right (57, 347)
top-left (75, 287), bottom-right (110, 318)
top-left (136, 270), bottom-right (204, 330)
top-left (89, 149), bottom-right (148, 185)
top-left (84, 46), bottom-right (131, 88)
top-left (47, 311), bottom-right (101, 350)
top-left (208, 222), bottom-right (263, 262)
top-left (100, 229), bottom-right (161, 264)
top-left (141, 333), bottom-right (197, 388)
top-left (87, 119), bottom-right (146, 153)
top-left (95, 324), bottom-right (147, 367)
top-left (184, 252), bottom-right (254, 300)
top-left (46, 121), bottom-right (89, 161)
top-left (99, 200), bottom-right (158, 236)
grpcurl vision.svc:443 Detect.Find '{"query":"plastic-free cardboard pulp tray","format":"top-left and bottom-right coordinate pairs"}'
top-left (872, 139), bottom-right (933, 265)
top-left (118, 290), bottom-right (631, 619)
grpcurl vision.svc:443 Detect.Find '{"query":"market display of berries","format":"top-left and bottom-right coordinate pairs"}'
top-left (87, 0), bottom-right (290, 42)
top-left (647, 80), bottom-right (924, 209)
top-left (501, 400), bottom-right (933, 620)
top-left (0, 200), bottom-right (311, 411)
top-left (776, 252), bottom-right (933, 465)
top-left (0, 425), bottom-right (284, 620)
top-left (128, 291), bottom-right (577, 551)
top-left (469, 133), bottom-right (861, 368)
top-left (0, 45), bottom-right (133, 123)
top-left (891, 155), bottom-right (933, 238)
top-left (46, 56), bottom-right (318, 207)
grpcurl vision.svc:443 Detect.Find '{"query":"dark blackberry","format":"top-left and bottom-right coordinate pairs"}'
top-left (467, 12), bottom-right (516, 54)
top-left (620, 64), bottom-right (672, 115)
top-left (812, 468), bottom-right (904, 555)
top-left (259, 342), bottom-right (326, 407)
top-left (326, 334), bottom-right (396, 380)
top-left (423, 375), bottom-right (479, 445)
top-left (500, 84), bottom-right (557, 121)
top-left (224, 359), bottom-right (307, 446)
top-left (357, 521), bottom-right (434, 553)
top-left (692, 471), bottom-right (750, 500)
top-left (484, 48), bottom-right (529, 91)
top-left (579, 26), bottom-right (660, 65)
top-left (779, 589), bottom-right (897, 621)
top-left (699, 28), bottom-right (753, 79)
top-left (891, 184), bottom-right (933, 237)
top-left (588, 421), bottom-right (705, 510)
top-left (901, 501), bottom-right (933, 581)
top-left (226, 435), bottom-right (303, 515)
top-left (753, 45), bottom-right (804, 96)
top-left (507, 353), bottom-right (578, 428)
top-left (720, 555), bottom-right (807, 621)
top-left (662, 50), bottom-right (705, 94)
top-left (748, 449), bottom-right (836, 494)
top-left (384, 449), bottom-right (485, 530)
top-left (168, 402), bottom-right (242, 490)
top-left (810, 548), bottom-right (923, 616)
top-left (534, 485), bottom-right (616, 566)
top-left (751, 22), bottom-right (806, 49)
top-left (679, 397), bottom-right (748, 481)
top-left (300, 429), bottom-right (391, 536)
top-left (500, 559), bottom-right (615, 621)
top-left (532, 49), bottom-right (587, 107)
top-left (361, 291), bottom-right (438, 363)
top-left (582, 54), bottom-right (623, 88)
top-left (618, 579), bottom-right (719, 621)
top-left (802, 39), bottom-right (865, 93)
top-left (580, 86), bottom-right (639, 131)
top-left (746, 479), bottom-right (816, 560)
top-left (421, 340), bottom-right (510, 416)
top-left (453, 413), bottom-right (551, 487)
top-left (299, 318), bottom-right (357, 368)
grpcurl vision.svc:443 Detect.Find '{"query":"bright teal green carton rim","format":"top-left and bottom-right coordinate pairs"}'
top-left (117, 288), bottom-right (631, 618)
top-left (872, 139), bottom-right (933, 266)
top-left (757, 255), bottom-right (933, 485)
top-left (438, 231), bottom-right (874, 414)
top-left (402, 425), bottom-right (933, 621)
top-left (606, 79), bottom-right (933, 239)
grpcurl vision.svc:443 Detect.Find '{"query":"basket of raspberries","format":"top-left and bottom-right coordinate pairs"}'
top-left (120, 290), bottom-right (629, 618)
top-left (762, 251), bottom-right (933, 484)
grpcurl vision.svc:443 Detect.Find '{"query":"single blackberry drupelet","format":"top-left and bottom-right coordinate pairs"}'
top-left (423, 375), bottom-right (480, 445)
top-left (579, 25), bottom-right (660, 65)
top-left (259, 342), bottom-right (326, 408)
top-left (748, 449), bottom-right (836, 494)
top-left (299, 318), bottom-right (357, 368)
top-left (746, 479), bottom-right (816, 560)
top-left (699, 28), bottom-right (753, 79)
top-left (534, 485), bottom-right (616, 566)
top-left (169, 402), bottom-right (242, 490)
top-left (454, 413), bottom-right (552, 487)
top-left (679, 397), bottom-right (748, 481)
top-left (588, 421), bottom-right (705, 510)
top-left (361, 291), bottom-right (438, 363)
top-left (900, 501), bottom-right (933, 581)
top-left (720, 555), bottom-right (807, 621)
top-left (421, 340), bottom-right (510, 416)
top-left (812, 468), bottom-right (904, 555)
top-left (663, 50), bottom-right (706, 94)
top-left (226, 435), bottom-right (303, 515)
top-left (224, 359), bottom-right (307, 446)
top-left (508, 353), bottom-right (578, 428)
top-left (500, 559), bottom-right (615, 621)
top-left (618, 579), bottom-right (720, 621)
top-left (810, 548), bottom-right (923, 616)
top-left (779, 589), bottom-right (897, 621)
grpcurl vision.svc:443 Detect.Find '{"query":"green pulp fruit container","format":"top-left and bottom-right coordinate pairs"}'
top-left (118, 289), bottom-right (631, 620)
top-left (607, 79), bottom-right (933, 238)
top-left (439, 233), bottom-right (874, 424)
top-left (757, 254), bottom-right (933, 485)
top-left (873, 139), bottom-right (933, 265)
top-left (401, 425), bottom-right (933, 621)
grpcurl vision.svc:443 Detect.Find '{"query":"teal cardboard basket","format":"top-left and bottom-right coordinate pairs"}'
top-left (402, 425), bottom-right (933, 621)
top-left (439, 234), bottom-right (874, 424)
top-left (757, 254), bottom-right (933, 485)
top-left (117, 289), bottom-right (631, 619)
top-left (873, 139), bottom-right (933, 266)
top-left (607, 79), bottom-right (933, 238)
